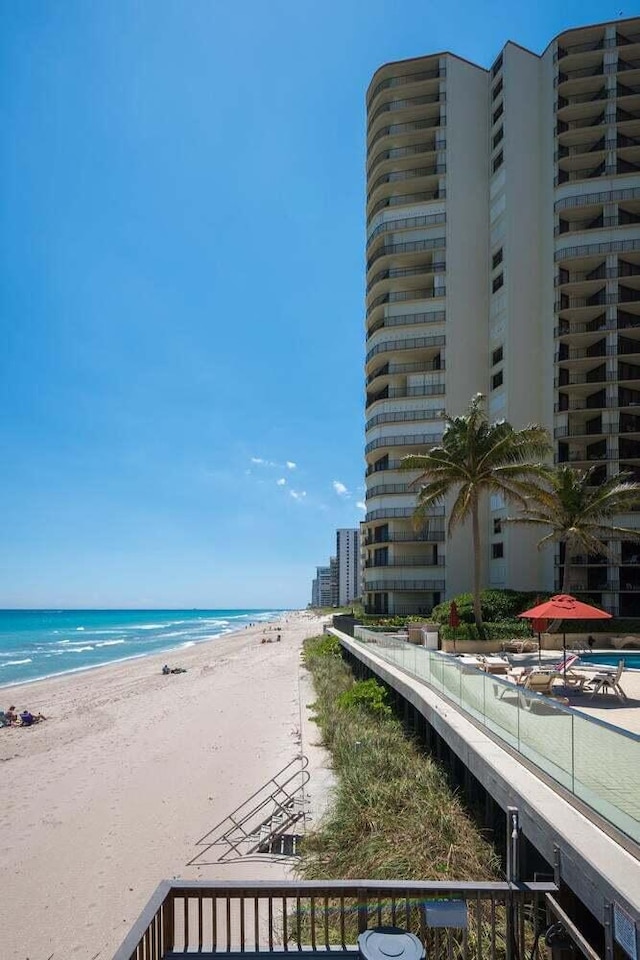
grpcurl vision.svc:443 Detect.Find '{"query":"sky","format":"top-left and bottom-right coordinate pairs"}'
top-left (0, 0), bottom-right (623, 609)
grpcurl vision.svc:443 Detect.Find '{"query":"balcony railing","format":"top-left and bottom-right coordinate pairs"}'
top-left (555, 238), bottom-right (640, 263)
top-left (555, 185), bottom-right (640, 211)
top-left (365, 433), bottom-right (442, 455)
top-left (366, 335), bottom-right (446, 363)
top-left (365, 505), bottom-right (445, 520)
top-left (368, 66), bottom-right (445, 106)
top-left (555, 64), bottom-right (606, 86)
top-left (554, 424), bottom-right (617, 438)
top-left (367, 288), bottom-right (445, 316)
top-left (364, 530), bottom-right (445, 543)
top-left (367, 213), bottom-right (446, 246)
top-left (364, 578), bottom-right (446, 591)
top-left (556, 37), bottom-right (605, 59)
top-left (368, 138), bottom-right (446, 174)
top-left (368, 165), bottom-right (446, 202)
top-left (368, 116), bottom-right (444, 152)
top-left (366, 353), bottom-right (447, 384)
top-left (113, 878), bottom-right (565, 960)
top-left (367, 236), bottom-right (447, 270)
top-left (367, 263), bottom-right (435, 294)
top-left (365, 556), bottom-right (446, 568)
top-left (368, 93), bottom-right (443, 131)
top-left (366, 408), bottom-right (446, 432)
top-left (367, 313), bottom-right (446, 339)
top-left (368, 189), bottom-right (446, 220)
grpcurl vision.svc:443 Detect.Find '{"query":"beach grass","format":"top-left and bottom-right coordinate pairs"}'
top-left (298, 634), bottom-right (500, 883)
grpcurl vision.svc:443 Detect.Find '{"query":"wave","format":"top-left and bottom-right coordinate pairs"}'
top-left (94, 639), bottom-right (126, 648)
top-left (76, 627), bottom-right (85, 631)
top-left (1, 658), bottom-right (33, 667)
top-left (69, 646), bottom-right (94, 653)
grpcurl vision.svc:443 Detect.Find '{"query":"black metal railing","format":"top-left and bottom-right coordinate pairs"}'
top-left (368, 92), bottom-right (443, 131)
top-left (368, 189), bottom-right (446, 220)
top-left (365, 433), bottom-right (442, 455)
top-left (367, 213), bottom-right (446, 246)
top-left (368, 165), bottom-right (447, 202)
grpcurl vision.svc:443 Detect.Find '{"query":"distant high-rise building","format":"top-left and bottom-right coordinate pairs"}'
top-left (329, 555), bottom-right (339, 607)
top-left (362, 16), bottom-right (640, 617)
top-left (336, 529), bottom-right (360, 606)
top-left (314, 565), bottom-right (333, 607)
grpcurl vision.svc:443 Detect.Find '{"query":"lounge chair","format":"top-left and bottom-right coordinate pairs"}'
top-left (521, 671), bottom-right (570, 705)
top-left (480, 656), bottom-right (510, 675)
top-left (588, 660), bottom-right (627, 703)
top-left (501, 638), bottom-right (538, 654)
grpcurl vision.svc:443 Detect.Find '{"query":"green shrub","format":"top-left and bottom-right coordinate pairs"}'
top-left (440, 620), bottom-right (530, 642)
top-left (337, 678), bottom-right (391, 717)
top-left (302, 633), bottom-right (342, 663)
top-left (431, 589), bottom-right (542, 625)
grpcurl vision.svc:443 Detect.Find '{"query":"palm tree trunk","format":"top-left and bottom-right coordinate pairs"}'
top-left (471, 497), bottom-right (485, 640)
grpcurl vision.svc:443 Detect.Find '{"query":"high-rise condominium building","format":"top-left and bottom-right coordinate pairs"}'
top-left (336, 528), bottom-right (361, 606)
top-left (313, 565), bottom-right (334, 608)
top-left (362, 17), bottom-right (640, 617)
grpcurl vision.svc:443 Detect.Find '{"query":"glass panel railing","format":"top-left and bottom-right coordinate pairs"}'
top-left (348, 628), bottom-right (640, 842)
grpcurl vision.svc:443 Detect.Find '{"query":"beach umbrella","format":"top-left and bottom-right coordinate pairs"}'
top-left (531, 618), bottom-right (548, 667)
top-left (519, 595), bottom-right (611, 683)
top-left (449, 600), bottom-right (460, 652)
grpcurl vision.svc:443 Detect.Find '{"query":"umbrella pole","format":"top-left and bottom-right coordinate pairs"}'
top-left (563, 631), bottom-right (567, 685)
top-left (538, 632), bottom-right (542, 668)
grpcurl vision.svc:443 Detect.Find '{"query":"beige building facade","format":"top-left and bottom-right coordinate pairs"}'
top-left (362, 17), bottom-right (640, 617)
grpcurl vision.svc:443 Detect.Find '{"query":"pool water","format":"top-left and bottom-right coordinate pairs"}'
top-left (579, 651), bottom-right (640, 670)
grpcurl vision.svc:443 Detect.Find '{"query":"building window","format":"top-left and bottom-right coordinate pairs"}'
top-left (493, 126), bottom-right (504, 149)
top-left (492, 542), bottom-right (504, 559)
top-left (491, 370), bottom-right (504, 390)
top-left (492, 78), bottom-right (503, 100)
top-left (492, 150), bottom-right (504, 173)
top-left (492, 248), bottom-right (503, 270)
top-left (491, 53), bottom-right (503, 78)
top-left (492, 346), bottom-right (503, 365)
top-left (492, 102), bottom-right (504, 124)
top-left (492, 272), bottom-right (504, 293)
top-left (493, 518), bottom-right (502, 535)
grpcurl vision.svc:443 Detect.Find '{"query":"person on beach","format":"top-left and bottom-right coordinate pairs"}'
top-left (19, 710), bottom-right (46, 726)
top-left (162, 664), bottom-right (170, 675)
top-left (5, 705), bottom-right (18, 724)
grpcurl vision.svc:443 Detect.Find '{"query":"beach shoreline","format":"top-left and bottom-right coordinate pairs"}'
top-left (1, 609), bottom-right (331, 958)
top-left (0, 608), bottom-right (287, 689)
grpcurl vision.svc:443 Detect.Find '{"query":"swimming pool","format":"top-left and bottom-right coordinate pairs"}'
top-left (579, 651), bottom-right (640, 670)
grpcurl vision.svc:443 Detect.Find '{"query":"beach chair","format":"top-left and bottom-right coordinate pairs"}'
top-left (588, 660), bottom-right (627, 703)
top-left (501, 638), bottom-right (538, 654)
top-left (521, 671), bottom-right (570, 706)
top-left (480, 655), bottom-right (510, 675)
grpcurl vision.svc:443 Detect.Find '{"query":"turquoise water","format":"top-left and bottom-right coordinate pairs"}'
top-left (580, 651), bottom-right (640, 670)
top-left (0, 609), bottom-right (285, 687)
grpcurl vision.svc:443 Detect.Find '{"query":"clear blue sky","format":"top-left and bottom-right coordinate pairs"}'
top-left (0, 0), bottom-right (618, 609)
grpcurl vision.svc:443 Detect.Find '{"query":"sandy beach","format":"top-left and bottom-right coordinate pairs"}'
top-left (0, 611), bottom-right (331, 960)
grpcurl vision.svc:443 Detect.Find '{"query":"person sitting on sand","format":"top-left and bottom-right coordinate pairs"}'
top-left (162, 664), bottom-right (170, 675)
top-left (19, 710), bottom-right (46, 726)
top-left (5, 706), bottom-right (18, 724)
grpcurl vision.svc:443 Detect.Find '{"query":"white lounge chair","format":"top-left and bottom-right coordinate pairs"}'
top-left (588, 660), bottom-right (627, 703)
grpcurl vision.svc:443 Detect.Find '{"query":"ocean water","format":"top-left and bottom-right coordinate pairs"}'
top-left (0, 609), bottom-right (285, 687)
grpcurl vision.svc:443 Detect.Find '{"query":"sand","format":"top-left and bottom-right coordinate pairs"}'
top-left (0, 611), bottom-right (333, 960)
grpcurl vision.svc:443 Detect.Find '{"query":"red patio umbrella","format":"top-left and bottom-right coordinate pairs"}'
top-left (519, 594), bottom-right (611, 682)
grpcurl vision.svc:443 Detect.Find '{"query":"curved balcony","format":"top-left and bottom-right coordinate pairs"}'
top-left (365, 408), bottom-right (445, 434)
top-left (367, 64), bottom-right (444, 110)
top-left (368, 136), bottom-right (446, 177)
top-left (367, 311), bottom-right (446, 339)
top-left (367, 239), bottom-right (446, 276)
top-left (368, 116), bottom-right (444, 154)
top-left (366, 332), bottom-right (445, 365)
top-left (555, 185), bottom-right (640, 212)
top-left (364, 556), bottom-right (446, 568)
top-left (555, 237), bottom-right (640, 264)
top-left (366, 223), bottom-right (447, 260)
top-left (366, 287), bottom-right (446, 323)
top-left (367, 166), bottom-right (446, 215)
top-left (365, 432), bottom-right (442, 456)
top-left (366, 380), bottom-right (446, 409)
top-left (365, 505), bottom-right (444, 522)
top-left (368, 189), bottom-right (446, 221)
top-left (366, 353), bottom-right (445, 385)
top-left (367, 92), bottom-right (443, 139)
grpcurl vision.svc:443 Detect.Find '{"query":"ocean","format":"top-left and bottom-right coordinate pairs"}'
top-left (0, 609), bottom-right (285, 687)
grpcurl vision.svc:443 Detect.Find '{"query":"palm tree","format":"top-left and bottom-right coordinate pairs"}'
top-left (507, 465), bottom-right (640, 593)
top-left (401, 394), bottom-right (550, 637)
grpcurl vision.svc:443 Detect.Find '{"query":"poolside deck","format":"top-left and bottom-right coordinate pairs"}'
top-left (508, 650), bottom-right (640, 734)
